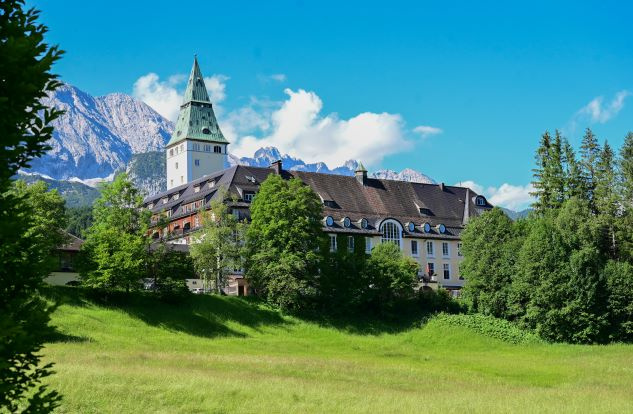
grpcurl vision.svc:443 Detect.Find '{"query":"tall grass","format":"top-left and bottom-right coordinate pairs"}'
top-left (42, 287), bottom-right (633, 413)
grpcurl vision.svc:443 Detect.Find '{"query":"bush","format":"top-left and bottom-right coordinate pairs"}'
top-left (418, 288), bottom-right (464, 314)
top-left (433, 313), bottom-right (544, 345)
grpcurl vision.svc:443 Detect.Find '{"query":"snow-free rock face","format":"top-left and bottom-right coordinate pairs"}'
top-left (28, 83), bottom-right (173, 180)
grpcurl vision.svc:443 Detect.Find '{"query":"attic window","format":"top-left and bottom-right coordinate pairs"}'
top-left (202, 128), bottom-right (210, 134)
top-left (323, 200), bottom-right (336, 208)
top-left (173, 193), bottom-right (180, 201)
top-left (208, 181), bottom-right (215, 188)
top-left (194, 185), bottom-right (200, 193)
top-left (342, 217), bottom-right (351, 228)
top-left (244, 192), bottom-right (255, 202)
top-left (475, 196), bottom-right (486, 206)
top-left (148, 203), bottom-right (154, 209)
top-left (407, 222), bottom-right (416, 232)
top-left (162, 197), bottom-right (168, 204)
top-left (325, 216), bottom-right (334, 227)
top-left (423, 222), bottom-right (431, 233)
top-left (419, 207), bottom-right (433, 216)
top-left (360, 218), bottom-right (368, 229)
top-left (437, 224), bottom-right (446, 234)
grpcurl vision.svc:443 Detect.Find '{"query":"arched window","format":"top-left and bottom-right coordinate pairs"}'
top-left (475, 196), bottom-right (486, 206)
top-left (380, 219), bottom-right (402, 248)
top-left (214, 145), bottom-right (222, 153)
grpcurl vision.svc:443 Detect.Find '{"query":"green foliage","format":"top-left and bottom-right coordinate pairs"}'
top-left (460, 208), bottom-right (521, 318)
top-left (244, 174), bottom-right (323, 313)
top-left (512, 198), bottom-right (609, 343)
top-left (433, 313), bottom-right (543, 345)
top-left (619, 132), bottom-right (633, 207)
top-left (580, 128), bottom-right (601, 212)
top-left (79, 173), bottom-right (150, 291)
top-left (147, 239), bottom-right (193, 303)
top-left (418, 288), bottom-right (464, 314)
top-left (189, 194), bottom-right (245, 293)
top-left (604, 261), bottom-right (633, 342)
top-left (65, 205), bottom-right (93, 238)
top-left (0, 0), bottom-right (64, 410)
top-left (362, 242), bottom-right (419, 313)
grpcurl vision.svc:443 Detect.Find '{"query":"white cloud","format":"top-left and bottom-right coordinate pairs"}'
top-left (458, 181), bottom-right (534, 211)
top-left (413, 125), bottom-right (443, 138)
top-left (568, 90), bottom-right (631, 132)
top-left (132, 73), bottom-right (229, 121)
top-left (229, 88), bottom-right (411, 168)
top-left (270, 74), bottom-right (286, 82)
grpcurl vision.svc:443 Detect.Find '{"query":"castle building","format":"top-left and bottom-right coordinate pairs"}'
top-left (166, 57), bottom-right (228, 190)
top-left (146, 58), bottom-right (493, 295)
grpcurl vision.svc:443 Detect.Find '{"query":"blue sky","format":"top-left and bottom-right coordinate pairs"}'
top-left (30, 0), bottom-right (632, 209)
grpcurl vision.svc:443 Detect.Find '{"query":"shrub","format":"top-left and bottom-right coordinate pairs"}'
top-left (433, 313), bottom-right (544, 345)
top-left (418, 288), bottom-right (464, 314)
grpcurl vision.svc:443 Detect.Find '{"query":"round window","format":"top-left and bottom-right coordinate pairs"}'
top-left (202, 127), bottom-right (211, 134)
top-left (423, 222), bottom-right (431, 233)
top-left (325, 216), bottom-right (334, 227)
top-left (407, 222), bottom-right (415, 232)
top-left (343, 217), bottom-right (351, 228)
top-left (360, 218), bottom-right (368, 229)
top-left (438, 224), bottom-right (446, 234)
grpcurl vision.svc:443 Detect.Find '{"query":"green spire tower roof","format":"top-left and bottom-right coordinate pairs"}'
top-left (167, 56), bottom-right (228, 147)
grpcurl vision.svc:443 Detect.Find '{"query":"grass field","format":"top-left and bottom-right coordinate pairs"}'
top-left (42, 287), bottom-right (633, 413)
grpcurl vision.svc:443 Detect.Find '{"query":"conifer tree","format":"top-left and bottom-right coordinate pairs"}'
top-left (562, 137), bottom-right (585, 200)
top-left (549, 131), bottom-right (566, 207)
top-left (531, 131), bottom-right (553, 212)
top-left (580, 128), bottom-right (601, 212)
top-left (619, 132), bottom-right (633, 208)
top-left (595, 141), bottom-right (619, 258)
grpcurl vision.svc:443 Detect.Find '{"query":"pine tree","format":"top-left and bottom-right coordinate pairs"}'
top-left (619, 132), bottom-right (633, 209)
top-left (531, 131), bottom-right (553, 212)
top-left (550, 131), bottom-right (566, 207)
top-left (580, 128), bottom-right (601, 212)
top-left (562, 137), bottom-right (585, 200)
top-left (595, 141), bottom-right (619, 258)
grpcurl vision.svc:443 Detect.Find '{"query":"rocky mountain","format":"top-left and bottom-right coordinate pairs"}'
top-left (28, 83), bottom-right (173, 180)
top-left (27, 83), bottom-right (436, 200)
top-left (17, 171), bottom-right (100, 208)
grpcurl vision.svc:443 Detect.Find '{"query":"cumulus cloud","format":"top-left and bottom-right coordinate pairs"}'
top-left (413, 125), bottom-right (443, 138)
top-left (566, 90), bottom-right (631, 133)
top-left (229, 88), bottom-right (411, 167)
top-left (459, 181), bottom-right (534, 211)
top-left (133, 73), bottom-right (229, 121)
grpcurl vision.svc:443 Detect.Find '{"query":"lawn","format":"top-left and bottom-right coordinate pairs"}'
top-left (41, 287), bottom-right (633, 413)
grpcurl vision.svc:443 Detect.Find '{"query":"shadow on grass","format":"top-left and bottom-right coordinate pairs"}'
top-left (45, 286), bottom-right (288, 339)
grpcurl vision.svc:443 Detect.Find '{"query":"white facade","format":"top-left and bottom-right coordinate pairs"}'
top-left (166, 140), bottom-right (227, 190)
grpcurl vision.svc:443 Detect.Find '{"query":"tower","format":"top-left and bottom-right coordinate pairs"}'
top-left (166, 56), bottom-right (228, 190)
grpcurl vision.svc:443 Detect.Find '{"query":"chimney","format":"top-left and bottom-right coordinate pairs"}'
top-left (270, 160), bottom-right (282, 175)
top-left (355, 161), bottom-right (368, 186)
top-left (439, 182), bottom-right (445, 191)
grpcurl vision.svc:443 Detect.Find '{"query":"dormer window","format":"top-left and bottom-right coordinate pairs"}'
top-left (325, 216), bottom-right (334, 227)
top-left (162, 197), bottom-right (168, 204)
top-left (244, 192), bottom-right (255, 202)
top-left (208, 181), bottom-right (215, 188)
top-left (342, 217), bottom-right (351, 228)
top-left (173, 193), bottom-right (179, 201)
top-left (437, 224), bottom-right (446, 234)
top-left (194, 185), bottom-right (200, 193)
top-left (359, 218), bottom-right (368, 229)
top-left (407, 222), bottom-right (416, 232)
top-left (475, 196), bottom-right (487, 206)
top-left (323, 200), bottom-right (336, 208)
top-left (148, 203), bottom-right (154, 209)
top-left (423, 222), bottom-right (431, 233)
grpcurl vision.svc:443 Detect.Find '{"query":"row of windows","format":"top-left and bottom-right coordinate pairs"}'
top-left (169, 144), bottom-right (223, 157)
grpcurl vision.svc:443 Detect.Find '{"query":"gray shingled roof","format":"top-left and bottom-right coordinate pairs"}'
top-left (144, 165), bottom-right (492, 238)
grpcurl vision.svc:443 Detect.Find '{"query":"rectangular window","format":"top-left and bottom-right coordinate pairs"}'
top-left (244, 192), bottom-right (255, 202)
top-left (204, 144), bottom-right (211, 152)
top-left (443, 263), bottom-right (450, 279)
top-left (162, 197), bottom-right (168, 204)
top-left (442, 242), bottom-right (449, 257)
top-left (427, 262), bottom-right (435, 276)
top-left (426, 241), bottom-right (434, 256)
top-left (348, 236), bottom-right (354, 252)
top-left (194, 185), bottom-right (200, 193)
top-left (194, 215), bottom-right (199, 228)
top-left (170, 179), bottom-right (173, 187)
top-left (457, 242), bottom-right (463, 257)
top-left (208, 181), bottom-right (215, 188)
top-left (175, 162), bottom-right (179, 169)
top-left (365, 237), bottom-right (372, 254)
top-left (181, 176), bottom-right (184, 183)
top-left (169, 149), bottom-right (174, 156)
top-left (411, 240), bottom-right (419, 256)
top-left (195, 159), bottom-right (200, 166)
top-left (329, 234), bottom-right (337, 252)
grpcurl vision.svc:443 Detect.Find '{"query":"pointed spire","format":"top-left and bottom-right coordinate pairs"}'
top-left (183, 55), bottom-right (210, 103)
top-left (355, 161), bottom-right (368, 185)
top-left (167, 56), bottom-right (228, 147)
top-left (355, 161), bottom-right (367, 173)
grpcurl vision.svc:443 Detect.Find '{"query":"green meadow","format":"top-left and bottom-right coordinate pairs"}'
top-left (42, 288), bottom-right (633, 413)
